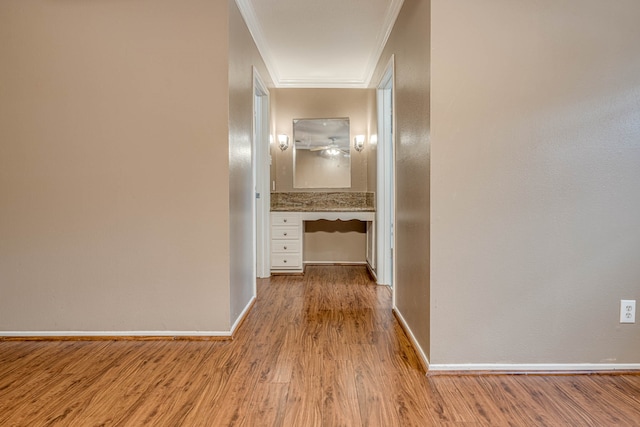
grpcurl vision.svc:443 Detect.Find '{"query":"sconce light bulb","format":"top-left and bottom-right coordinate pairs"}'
top-left (354, 135), bottom-right (365, 152)
top-left (277, 134), bottom-right (289, 151)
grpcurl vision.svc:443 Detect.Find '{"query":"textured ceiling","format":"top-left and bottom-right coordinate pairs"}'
top-left (235, 0), bottom-right (404, 88)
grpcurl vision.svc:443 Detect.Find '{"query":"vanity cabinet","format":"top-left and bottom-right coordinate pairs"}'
top-left (270, 210), bottom-right (376, 275)
top-left (270, 212), bottom-right (303, 273)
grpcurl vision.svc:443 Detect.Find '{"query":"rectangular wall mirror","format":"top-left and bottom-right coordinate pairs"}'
top-left (293, 118), bottom-right (351, 189)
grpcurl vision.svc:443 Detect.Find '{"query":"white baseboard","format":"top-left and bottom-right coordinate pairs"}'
top-left (0, 330), bottom-right (232, 338)
top-left (392, 308), bottom-right (430, 371)
top-left (366, 261), bottom-right (378, 281)
top-left (230, 295), bottom-right (256, 334)
top-left (428, 363), bottom-right (640, 373)
top-left (2, 296), bottom-right (258, 340)
top-left (303, 261), bottom-right (367, 265)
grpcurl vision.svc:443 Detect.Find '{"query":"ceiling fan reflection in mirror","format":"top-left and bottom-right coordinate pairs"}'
top-left (309, 136), bottom-right (349, 157)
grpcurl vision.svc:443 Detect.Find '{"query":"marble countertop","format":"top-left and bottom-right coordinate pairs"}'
top-left (271, 205), bottom-right (374, 212)
top-left (270, 191), bottom-right (375, 212)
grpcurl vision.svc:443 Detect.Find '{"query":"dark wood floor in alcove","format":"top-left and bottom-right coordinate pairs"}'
top-left (1, 265), bottom-right (639, 426)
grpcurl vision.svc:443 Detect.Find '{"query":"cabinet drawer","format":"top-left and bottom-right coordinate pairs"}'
top-left (271, 213), bottom-right (300, 226)
top-left (272, 240), bottom-right (301, 253)
top-left (271, 253), bottom-right (302, 269)
top-left (271, 226), bottom-right (300, 240)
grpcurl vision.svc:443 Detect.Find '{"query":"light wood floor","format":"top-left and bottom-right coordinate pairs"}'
top-left (1, 265), bottom-right (639, 426)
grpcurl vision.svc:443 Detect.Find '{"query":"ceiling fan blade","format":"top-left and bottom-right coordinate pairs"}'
top-left (310, 146), bottom-right (330, 152)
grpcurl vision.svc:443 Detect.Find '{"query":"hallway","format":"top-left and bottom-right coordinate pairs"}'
top-left (1, 266), bottom-right (639, 425)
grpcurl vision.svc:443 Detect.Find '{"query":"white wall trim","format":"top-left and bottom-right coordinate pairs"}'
top-left (235, 0), bottom-right (404, 88)
top-left (376, 55), bottom-right (395, 290)
top-left (0, 330), bottom-right (233, 338)
top-left (234, 0), bottom-right (282, 86)
top-left (304, 261), bottom-right (368, 266)
top-left (367, 261), bottom-right (378, 281)
top-left (230, 295), bottom-right (256, 334)
top-left (276, 78), bottom-right (369, 89)
top-left (362, 0), bottom-right (404, 87)
top-left (2, 295), bottom-right (258, 339)
top-left (253, 66), bottom-right (271, 279)
top-left (428, 363), bottom-right (640, 373)
top-left (393, 308), bottom-right (430, 371)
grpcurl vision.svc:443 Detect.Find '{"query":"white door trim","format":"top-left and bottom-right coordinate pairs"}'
top-left (376, 55), bottom-right (396, 307)
top-left (253, 67), bottom-right (271, 281)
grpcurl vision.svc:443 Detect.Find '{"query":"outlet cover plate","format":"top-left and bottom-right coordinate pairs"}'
top-left (620, 300), bottom-right (636, 324)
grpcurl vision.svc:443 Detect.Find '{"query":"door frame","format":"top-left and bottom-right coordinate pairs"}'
top-left (253, 67), bottom-right (271, 281)
top-left (376, 55), bottom-right (396, 304)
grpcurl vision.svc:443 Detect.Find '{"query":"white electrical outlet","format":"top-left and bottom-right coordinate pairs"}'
top-left (620, 300), bottom-right (636, 324)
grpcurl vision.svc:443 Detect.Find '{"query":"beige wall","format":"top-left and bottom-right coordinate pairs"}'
top-left (272, 88), bottom-right (373, 192)
top-left (228, 0), bottom-right (273, 325)
top-left (371, 0), bottom-right (431, 358)
top-left (366, 89), bottom-right (378, 193)
top-left (272, 88), bottom-right (374, 264)
top-left (0, 0), bottom-right (232, 333)
top-left (304, 221), bottom-right (367, 263)
top-left (431, 0), bottom-right (640, 364)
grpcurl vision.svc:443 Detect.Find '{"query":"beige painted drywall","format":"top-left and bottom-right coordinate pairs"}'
top-left (272, 88), bottom-right (373, 192)
top-left (304, 221), bottom-right (367, 263)
top-left (0, 0), bottom-right (232, 333)
top-left (431, 0), bottom-right (640, 364)
top-left (366, 89), bottom-right (378, 195)
top-left (371, 0), bottom-right (431, 358)
top-left (228, 0), bottom-right (273, 325)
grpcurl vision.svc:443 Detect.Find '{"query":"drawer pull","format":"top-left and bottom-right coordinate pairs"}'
top-left (283, 232), bottom-right (287, 236)
top-left (283, 259), bottom-right (287, 263)
top-left (283, 246), bottom-right (287, 250)
top-left (283, 219), bottom-right (287, 223)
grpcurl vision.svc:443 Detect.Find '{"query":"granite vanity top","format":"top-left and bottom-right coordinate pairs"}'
top-left (271, 192), bottom-right (375, 212)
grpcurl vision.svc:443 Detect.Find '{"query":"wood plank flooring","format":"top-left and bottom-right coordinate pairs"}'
top-left (1, 265), bottom-right (639, 426)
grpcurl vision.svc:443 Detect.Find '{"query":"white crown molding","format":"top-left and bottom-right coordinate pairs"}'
top-left (362, 0), bottom-right (404, 87)
top-left (235, 0), bottom-right (404, 88)
top-left (277, 77), bottom-right (369, 89)
top-left (235, 0), bottom-right (283, 85)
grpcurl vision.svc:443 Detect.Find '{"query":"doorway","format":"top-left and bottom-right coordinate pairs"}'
top-left (377, 56), bottom-right (395, 302)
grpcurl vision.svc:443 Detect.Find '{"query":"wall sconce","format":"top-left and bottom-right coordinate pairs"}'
top-left (277, 134), bottom-right (289, 151)
top-left (353, 135), bottom-right (365, 152)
